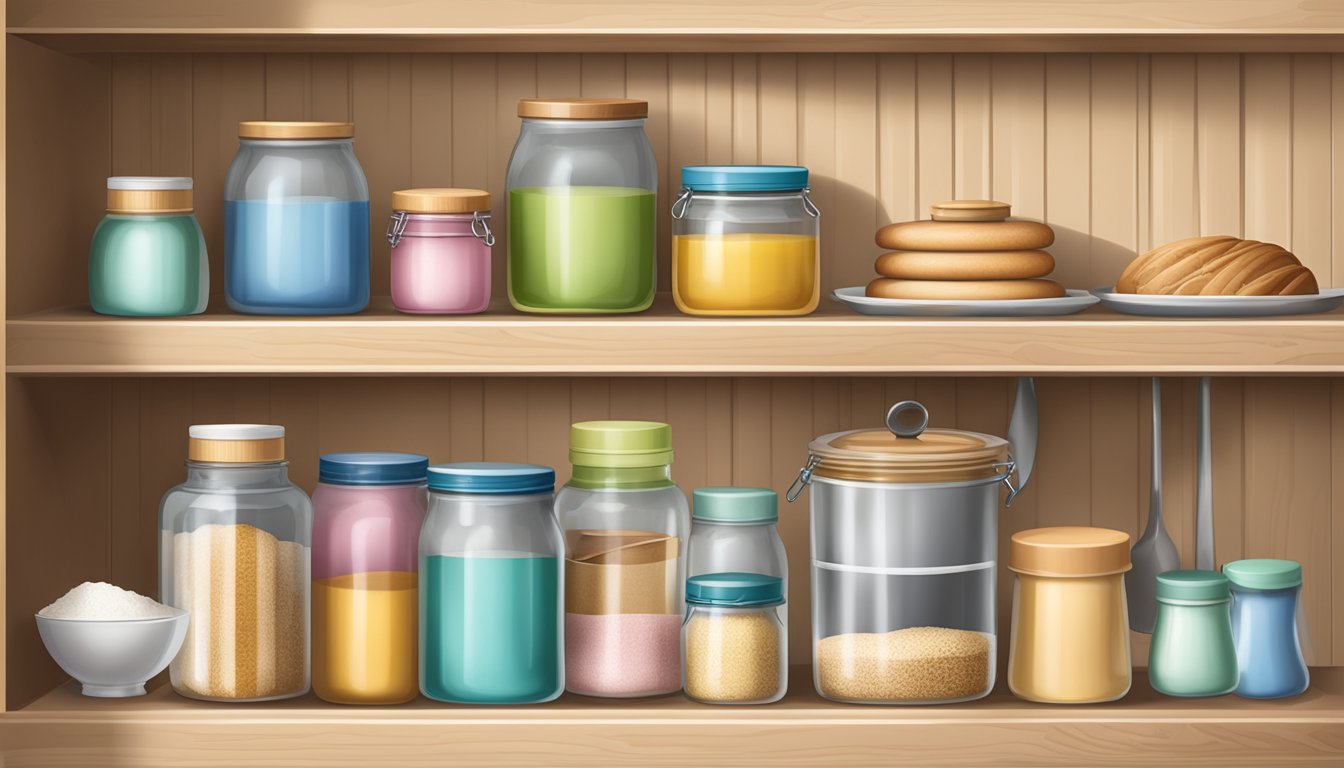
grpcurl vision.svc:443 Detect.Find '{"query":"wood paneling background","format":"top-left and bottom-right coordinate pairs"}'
top-left (8, 375), bottom-right (1343, 708)
top-left (10, 45), bottom-right (1344, 312)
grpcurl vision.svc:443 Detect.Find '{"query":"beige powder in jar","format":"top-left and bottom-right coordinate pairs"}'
top-left (172, 523), bottom-right (307, 700)
top-left (685, 610), bottom-right (782, 703)
top-left (817, 626), bottom-right (991, 702)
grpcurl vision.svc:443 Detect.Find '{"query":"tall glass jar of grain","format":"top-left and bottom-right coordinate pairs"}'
top-left (557, 421), bottom-right (690, 697)
top-left (159, 425), bottom-right (312, 702)
top-left (506, 99), bottom-right (656, 314)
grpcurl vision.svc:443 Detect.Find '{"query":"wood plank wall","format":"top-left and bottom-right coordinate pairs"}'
top-left (10, 43), bottom-right (1344, 312)
top-left (8, 375), bottom-right (1343, 708)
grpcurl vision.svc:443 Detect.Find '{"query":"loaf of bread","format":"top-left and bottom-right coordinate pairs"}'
top-left (1116, 236), bottom-right (1318, 295)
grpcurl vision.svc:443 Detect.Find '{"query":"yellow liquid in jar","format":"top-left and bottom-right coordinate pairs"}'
top-left (1007, 573), bottom-right (1132, 703)
top-left (673, 233), bottom-right (818, 315)
top-left (312, 571), bottom-right (418, 705)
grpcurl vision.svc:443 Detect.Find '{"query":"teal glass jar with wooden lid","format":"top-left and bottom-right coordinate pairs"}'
top-left (89, 177), bottom-right (208, 316)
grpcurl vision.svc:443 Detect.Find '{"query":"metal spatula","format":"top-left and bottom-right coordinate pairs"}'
top-left (1127, 378), bottom-right (1181, 634)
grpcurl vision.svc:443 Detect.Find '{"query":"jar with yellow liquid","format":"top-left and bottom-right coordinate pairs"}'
top-left (311, 453), bottom-right (428, 705)
top-left (1007, 527), bottom-right (1133, 703)
top-left (671, 166), bottom-right (819, 316)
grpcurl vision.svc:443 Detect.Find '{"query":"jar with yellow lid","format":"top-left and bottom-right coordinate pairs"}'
top-left (1007, 526), bottom-right (1132, 703)
top-left (158, 425), bottom-right (312, 701)
top-left (788, 382), bottom-right (1037, 704)
top-left (89, 177), bottom-right (207, 316)
top-left (387, 188), bottom-right (494, 314)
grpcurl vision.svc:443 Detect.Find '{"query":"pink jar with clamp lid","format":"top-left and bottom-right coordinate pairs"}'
top-left (387, 188), bottom-right (494, 314)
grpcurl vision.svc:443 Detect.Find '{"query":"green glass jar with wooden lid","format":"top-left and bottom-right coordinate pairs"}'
top-left (88, 176), bottom-right (207, 316)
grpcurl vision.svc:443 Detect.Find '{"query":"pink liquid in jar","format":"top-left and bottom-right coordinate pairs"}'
top-left (312, 482), bottom-right (426, 579)
top-left (390, 212), bottom-right (492, 314)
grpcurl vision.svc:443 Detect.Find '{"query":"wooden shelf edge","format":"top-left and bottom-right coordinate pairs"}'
top-left (9, 301), bottom-right (1344, 375)
top-left (2, 670), bottom-right (1342, 766)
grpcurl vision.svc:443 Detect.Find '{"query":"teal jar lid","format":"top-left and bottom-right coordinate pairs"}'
top-left (686, 572), bottom-right (783, 607)
top-left (1224, 559), bottom-right (1303, 590)
top-left (569, 420), bottom-right (673, 468)
top-left (1156, 569), bottom-right (1230, 602)
top-left (693, 487), bottom-right (777, 523)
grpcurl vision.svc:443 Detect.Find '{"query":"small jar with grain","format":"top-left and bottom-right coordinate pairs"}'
top-left (683, 573), bottom-right (787, 705)
top-left (158, 425), bottom-right (312, 702)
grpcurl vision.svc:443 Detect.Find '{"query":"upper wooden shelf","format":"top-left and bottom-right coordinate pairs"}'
top-left (9, 296), bottom-right (1344, 375)
top-left (10, 0), bottom-right (1344, 52)
top-left (3, 669), bottom-right (1342, 766)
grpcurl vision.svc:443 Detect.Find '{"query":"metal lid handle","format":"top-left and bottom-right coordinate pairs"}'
top-left (886, 401), bottom-right (928, 439)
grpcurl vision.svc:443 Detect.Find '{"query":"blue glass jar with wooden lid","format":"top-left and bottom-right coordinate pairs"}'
top-left (88, 176), bottom-right (207, 316)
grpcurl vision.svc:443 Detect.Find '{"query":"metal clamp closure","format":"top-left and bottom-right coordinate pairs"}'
top-left (670, 188), bottom-right (694, 220)
top-left (471, 211), bottom-right (496, 246)
top-left (387, 210), bottom-right (496, 248)
top-left (802, 187), bottom-right (820, 218)
top-left (787, 455), bottom-right (821, 502)
top-left (994, 459), bottom-right (1023, 507)
top-left (386, 210), bottom-right (410, 248)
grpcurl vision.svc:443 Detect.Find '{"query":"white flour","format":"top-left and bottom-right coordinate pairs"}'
top-left (39, 581), bottom-right (176, 620)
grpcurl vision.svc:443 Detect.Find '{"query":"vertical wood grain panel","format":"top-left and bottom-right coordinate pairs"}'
top-left (309, 54), bottom-right (351, 121)
top-left (833, 54), bottom-right (879, 292)
top-left (1197, 54), bottom-right (1243, 238)
top-left (731, 54), bottom-right (758, 163)
top-left (534, 54), bottom-right (580, 97)
top-left (666, 379), bottom-right (709, 494)
top-left (953, 54), bottom-right (993, 200)
top-left (1149, 54), bottom-right (1199, 247)
top-left (408, 55), bottom-right (452, 187)
top-left (493, 54), bottom-right (537, 296)
top-left (769, 378), bottom-right (813, 664)
top-left (990, 54), bottom-right (1045, 226)
top-left (626, 54), bottom-right (671, 286)
top-left (877, 54), bottom-right (918, 226)
top-left (1245, 380), bottom-right (1333, 665)
top-left (799, 55), bottom-right (837, 293)
top-left (264, 54), bottom-right (309, 121)
top-left (526, 379), bottom-right (572, 482)
top-left (916, 54), bottom-right (954, 215)
top-left (1211, 379), bottom-right (1246, 567)
top-left (757, 54), bottom-right (798, 166)
top-left (351, 54), bottom-right (411, 297)
top-left (668, 54), bottom-right (708, 209)
top-left (704, 380), bottom-right (734, 488)
top-left (1334, 381), bottom-right (1344, 664)
top-left (704, 54), bottom-right (733, 162)
top-left (1043, 54), bottom-right (1090, 292)
top-left (1292, 54), bottom-right (1332, 280)
top-left (110, 55), bottom-right (153, 174)
top-left (579, 53), bottom-right (625, 98)
top-left (1336, 55), bottom-right (1344, 287)
top-left (482, 378), bottom-right (529, 464)
top-left (449, 379), bottom-right (484, 462)
top-left (1090, 54), bottom-right (1139, 288)
top-left (1243, 55), bottom-right (1293, 249)
top-left (1033, 378), bottom-right (1092, 527)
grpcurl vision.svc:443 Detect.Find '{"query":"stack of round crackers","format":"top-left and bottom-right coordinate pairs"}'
top-left (868, 201), bottom-right (1064, 300)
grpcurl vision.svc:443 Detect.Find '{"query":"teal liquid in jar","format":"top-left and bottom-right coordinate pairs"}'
top-left (90, 214), bottom-right (207, 316)
top-left (420, 554), bottom-right (562, 704)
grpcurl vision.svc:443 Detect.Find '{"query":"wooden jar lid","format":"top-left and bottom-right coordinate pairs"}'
top-left (517, 98), bottom-right (648, 120)
top-left (1009, 527), bottom-right (1132, 577)
top-left (239, 121), bottom-right (355, 140)
top-left (392, 188), bottom-right (492, 214)
top-left (931, 200), bottom-right (1012, 222)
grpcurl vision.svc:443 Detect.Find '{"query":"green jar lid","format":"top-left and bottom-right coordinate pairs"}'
top-left (693, 487), bottom-right (777, 523)
top-left (1156, 569), bottom-right (1230, 602)
top-left (1223, 558), bottom-right (1303, 590)
top-left (569, 421), bottom-right (674, 469)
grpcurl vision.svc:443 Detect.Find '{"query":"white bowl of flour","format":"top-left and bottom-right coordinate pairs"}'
top-left (36, 582), bottom-right (188, 698)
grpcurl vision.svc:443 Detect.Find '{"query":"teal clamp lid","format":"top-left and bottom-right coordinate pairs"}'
top-left (1224, 558), bottom-right (1303, 590)
top-left (693, 487), bottom-right (777, 523)
top-left (1156, 569), bottom-right (1230, 602)
top-left (686, 572), bottom-right (784, 607)
top-left (427, 462), bottom-right (555, 495)
top-left (680, 165), bottom-right (809, 192)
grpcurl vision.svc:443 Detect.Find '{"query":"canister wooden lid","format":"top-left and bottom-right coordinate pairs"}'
top-left (931, 200), bottom-right (1012, 222)
top-left (1009, 526), bottom-right (1132, 577)
top-left (106, 176), bottom-right (193, 214)
top-left (517, 98), bottom-right (648, 120)
top-left (809, 427), bottom-right (1008, 484)
top-left (238, 121), bottom-right (355, 140)
top-left (391, 188), bottom-right (491, 214)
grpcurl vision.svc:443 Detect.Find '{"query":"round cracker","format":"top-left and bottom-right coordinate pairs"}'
top-left (865, 278), bottom-right (1067, 301)
top-left (875, 249), bottom-right (1055, 280)
top-left (875, 220), bottom-right (1055, 251)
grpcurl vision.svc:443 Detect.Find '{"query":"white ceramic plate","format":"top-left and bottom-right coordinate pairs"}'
top-left (832, 287), bottom-right (1100, 317)
top-left (1092, 287), bottom-right (1344, 317)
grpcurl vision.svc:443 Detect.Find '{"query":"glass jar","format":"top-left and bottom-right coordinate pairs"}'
top-left (224, 121), bottom-right (370, 315)
top-left (557, 421), bottom-right (689, 697)
top-left (420, 463), bottom-right (564, 704)
top-left (89, 177), bottom-right (207, 316)
top-left (1007, 526), bottom-right (1132, 704)
top-left (683, 573), bottom-right (787, 705)
top-left (387, 188), bottom-right (495, 314)
top-left (789, 394), bottom-right (1035, 705)
top-left (1224, 559), bottom-right (1309, 699)
top-left (158, 425), bottom-right (312, 702)
top-left (687, 487), bottom-right (788, 626)
top-left (1149, 570), bottom-right (1238, 698)
top-left (671, 165), bottom-right (819, 316)
top-left (311, 452), bottom-right (428, 705)
top-left (506, 99), bottom-right (656, 314)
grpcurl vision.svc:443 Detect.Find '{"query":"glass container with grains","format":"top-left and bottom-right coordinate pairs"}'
top-left (683, 573), bottom-right (787, 705)
top-left (158, 425), bottom-right (312, 702)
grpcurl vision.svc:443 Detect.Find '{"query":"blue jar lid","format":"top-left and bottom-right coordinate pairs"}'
top-left (318, 452), bottom-right (429, 486)
top-left (681, 165), bottom-right (809, 192)
top-left (686, 572), bottom-right (784, 607)
top-left (427, 462), bottom-right (556, 495)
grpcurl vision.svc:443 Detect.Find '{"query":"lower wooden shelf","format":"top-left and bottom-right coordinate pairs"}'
top-left (2, 668), bottom-right (1341, 766)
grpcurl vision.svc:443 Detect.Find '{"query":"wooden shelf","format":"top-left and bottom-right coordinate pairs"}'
top-left (9, 297), bottom-right (1344, 375)
top-left (2, 669), bottom-right (1341, 766)
top-left (10, 0), bottom-right (1344, 52)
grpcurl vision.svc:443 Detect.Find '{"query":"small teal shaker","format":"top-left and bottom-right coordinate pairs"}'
top-left (89, 177), bottom-right (208, 316)
top-left (1225, 559), bottom-right (1309, 699)
top-left (1148, 570), bottom-right (1237, 697)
